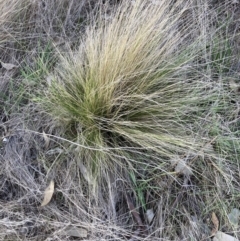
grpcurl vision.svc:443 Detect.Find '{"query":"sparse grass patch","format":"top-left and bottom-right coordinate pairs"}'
top-left (21, 43), bottom-right (56, 87)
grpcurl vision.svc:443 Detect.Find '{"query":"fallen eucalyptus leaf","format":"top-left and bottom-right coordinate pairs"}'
top-left (213, 231), bottom-right (239, 241)
top-left (1, 62), bottom-right (18, 70)
top-left (64, 226), bottom-right (88, 238)
top-left (211, 212), bottom-right (219, 236)
top-left (228, 208), bottom-right (240, 227)
top-left (40, 180), bottom-right (54, 207)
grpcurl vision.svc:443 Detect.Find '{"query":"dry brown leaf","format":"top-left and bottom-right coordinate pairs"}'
top-left (213, 231), bottom-right (239, 241)
top-left (64, 226), bottom-right (88, 238)
top-left (42, 131), bottom-right (50, 149)
top-left (211, 212), bottom-right (219, 236)
top-left (40, 180), bottom-right (54, 207)
top-left (1, 62), bottom-right (18, 70)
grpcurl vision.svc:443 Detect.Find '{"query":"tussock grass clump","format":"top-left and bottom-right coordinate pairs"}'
top-left (41, 0), bottom-right (219, 180)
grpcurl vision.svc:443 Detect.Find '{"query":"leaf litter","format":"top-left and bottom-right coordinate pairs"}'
top-left (213, 231), bottom-right (239, 241)
top-left (146, 209), bottom-right (154, 223)
top-left (170, 157), bottom-right (193, 176)
top-left (40, 180), bottom-right (54, 207)
top-left (211, 212), bottom-right (219, 236)
top-left (63, 226), bottom-right (88, 238)
top-left (210, 212), bottom-right (239, 241)
top-left (1, 61), bottom-right (18, 70)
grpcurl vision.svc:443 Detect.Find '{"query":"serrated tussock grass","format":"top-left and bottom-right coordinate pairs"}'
top-left (41, 0), bottom-right (220, 182)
